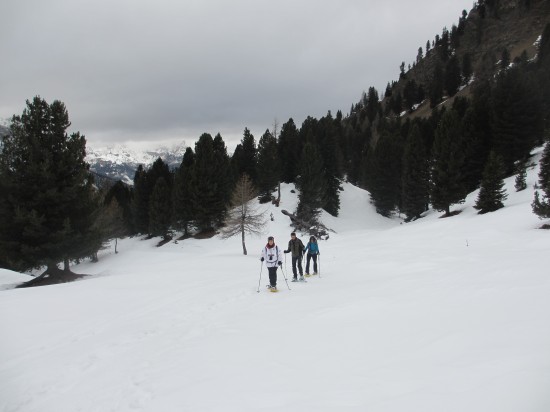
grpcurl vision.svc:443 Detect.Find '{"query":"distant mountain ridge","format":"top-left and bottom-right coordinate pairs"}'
top-left (86, 143), bottom-right (186, 185)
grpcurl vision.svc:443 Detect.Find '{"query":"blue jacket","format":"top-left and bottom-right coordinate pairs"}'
top-left (305, 241), bottom-right (319, 255)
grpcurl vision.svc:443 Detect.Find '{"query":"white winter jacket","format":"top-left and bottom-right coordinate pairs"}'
top-left (261, 244), bottom-right (283, 268)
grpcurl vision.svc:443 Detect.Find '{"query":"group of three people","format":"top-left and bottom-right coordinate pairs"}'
top-left (260, 232), bottom-right (320, 291)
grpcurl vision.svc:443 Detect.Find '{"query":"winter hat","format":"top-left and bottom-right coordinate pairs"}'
top-left (268, 236), bottom-right (274, 241)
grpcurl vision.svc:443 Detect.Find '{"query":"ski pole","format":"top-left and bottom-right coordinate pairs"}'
top-left (318, 254), bottom-right (321, 278)
top-left (279, 265), bottom-right (291, 291)
top-left (257, 261), bottom-right (264, 293)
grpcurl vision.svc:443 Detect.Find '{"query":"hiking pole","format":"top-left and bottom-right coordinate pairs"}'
top-left (257, 261), bottom-right (264, 293)
top-left (279, 265), bottom-right (291, 291)
top-left (318, 254), bottom-right (321, 278)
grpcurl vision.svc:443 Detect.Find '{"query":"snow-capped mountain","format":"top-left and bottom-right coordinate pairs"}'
top-left (86, 142), bottom-right (186, 185)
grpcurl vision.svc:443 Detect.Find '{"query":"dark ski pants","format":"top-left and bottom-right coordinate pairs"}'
top-left (268, 267), bottom-right (278, 287)
top-left (291, 256), bottom-right (303, 278)
top-left (306, 253), bottom-right (318, 274)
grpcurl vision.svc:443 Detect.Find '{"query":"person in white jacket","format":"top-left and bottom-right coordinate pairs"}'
top-left (260, 236), bottom-right (283, 290)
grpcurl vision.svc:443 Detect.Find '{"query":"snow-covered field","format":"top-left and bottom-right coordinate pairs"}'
top-left (1, 149), bottom-right (550, 412)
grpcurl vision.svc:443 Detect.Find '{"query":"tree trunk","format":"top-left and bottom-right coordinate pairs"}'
top-left (17, 262), bottom-right (84, 288)
top-left (241, 223), bottom-right (247, 255)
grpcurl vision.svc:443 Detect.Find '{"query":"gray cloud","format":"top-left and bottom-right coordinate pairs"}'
top-left (0, 0), bottom-right (473, 149)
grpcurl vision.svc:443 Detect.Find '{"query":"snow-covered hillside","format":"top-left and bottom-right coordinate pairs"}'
top-left (1, 149), bottom-right (549, 412)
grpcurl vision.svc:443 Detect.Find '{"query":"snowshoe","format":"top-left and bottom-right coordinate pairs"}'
top-left (291, 278), bottom-right (298, 282)
top-left (304, 273), bottom-right (312, 278)
top-left (299, 276), bottom-right (306, 282)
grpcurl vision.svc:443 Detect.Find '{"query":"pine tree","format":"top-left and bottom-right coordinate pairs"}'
top-left (462, 53), bottom-right (473, 84)
top-left (317, 112), bottom-right (343, 217)
top-left (514, 158), bottom-right (528, 192)
top-left (131, 158), bottom-right (173, 236)
top-left (402, 124), bottom-right (430, 221)
top-left (221, 174), bottom-right (266, 255)
top-left (461, 82), bottom-right (493, 193)
top-left (474, 152), bottom-right (508, 214)
top-left (369, 129), bottom-right (403, 217)
top-left (429, 62), bottom-right (444, 108)
top-left (430, 110), bottom-right (466, 216)
top-left (173, 147), bottom-right (195, 235)
top-left (149, 177), bottom-right (172, 238)
top-left (296, 141), bottom-right (325, 224)
top-left (532, 141), bottom-right (550, 218)
top-left (0, 96), bottom-right (99, 278)
top-left (213, 133), bottom-right (233, 222)
top-left (132, 165), bottom-right (149, 234)
top-left (492, 66), bottom-right (544, 173)
top-left (233, 128), bottom-right (257, 184)
top-left (365, 87), bottom-right (380, 124)
top-left (104, 181), bottom-right (133, 234)
top-left (278, 118), bottom-right (300, 183)
top-left (189, 133), bottom-right (227, 231)
top-left (256, 129), bottom-right (280, 202)
top-left (444, 54), bottom-right (462, 97)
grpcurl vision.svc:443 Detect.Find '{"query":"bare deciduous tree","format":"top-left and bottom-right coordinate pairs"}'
top-left (221, 174), bottom-right (267, 255)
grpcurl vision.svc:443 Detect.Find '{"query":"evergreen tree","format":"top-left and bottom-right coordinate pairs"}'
top-left (461, 82), bottom-right (493, 193)
top-left (403, 80), bottom-right (419, 112)
top-left (365, 87), bottom-right (380, 124)
top-left (189, 133), bottom-right (227, 231)
top-left (131, 165), bottom-right (149, 234)
top-left (256, 129), bottom-right (280, 202)
top-left (213, 133), bottom-right (233, 219)
top-left (474, 152), bottom-right (508, 214)
top-left (318, 112), bottom-right (343, 216)
top-left (532, 141), bottom-right (550, 218)
top-left (492, 66), bottom-right (544, 173)
top-left (0, 96), bottom-right (99, 277)
top-left (232, 128), bottom-right (257, 184)
top-left (430, 110), bottom-right (466, 216)
top-left (173, 147), bottom-right (195, 235)
top-left (462, 53), bottom-right (473, 84)
top-left (149, 177), bottom-right (172, 238)
top-left (402, 124), bottom-right (430, 221)
top-left (104, 181), bottom-right (133, 234)
top-left (278, 118), bottom-right (300, 183)
top-left (429, 62), bottom-right (444, 108)
top-left (296, 141), bottom-right (325, 224)
top-left (369, 130), bottom-right (403, 217)
top-left (514, 158), bottom-right (528, 192)
top-left (444, 54), bottom-right (462, 96)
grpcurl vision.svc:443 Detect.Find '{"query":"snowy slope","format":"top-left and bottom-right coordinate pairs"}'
top-left (1, 150), bottom-right (550, 412)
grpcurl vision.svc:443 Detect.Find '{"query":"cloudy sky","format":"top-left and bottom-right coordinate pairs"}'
top-left (1, 0), bottom-right (473, 150)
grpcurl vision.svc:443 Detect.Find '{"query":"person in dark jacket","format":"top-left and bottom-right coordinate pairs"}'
top-left (261, 236), bottom-right (283, 290)
top-left (284, 232), bottom-right (305, 281)
top-left (304, 236), bottom-right (320, 276)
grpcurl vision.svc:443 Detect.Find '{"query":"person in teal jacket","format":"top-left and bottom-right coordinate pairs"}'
top-left (305, 236), bottom-right (320, 276)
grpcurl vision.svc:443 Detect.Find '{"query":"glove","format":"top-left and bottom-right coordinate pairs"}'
top-left (284, 250), bottom-right (289, 254)
top-left (260, 257), bottom-right (264, 262)
top-left (278, 261), bottom-right (282, 266)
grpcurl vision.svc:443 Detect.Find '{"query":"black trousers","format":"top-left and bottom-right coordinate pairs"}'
top-left (292, 256), bottom-right (303, 277)
top-left (306, 253), bottom-right (318, 274)
top-left (268, 266), bottom-right (278, 287)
